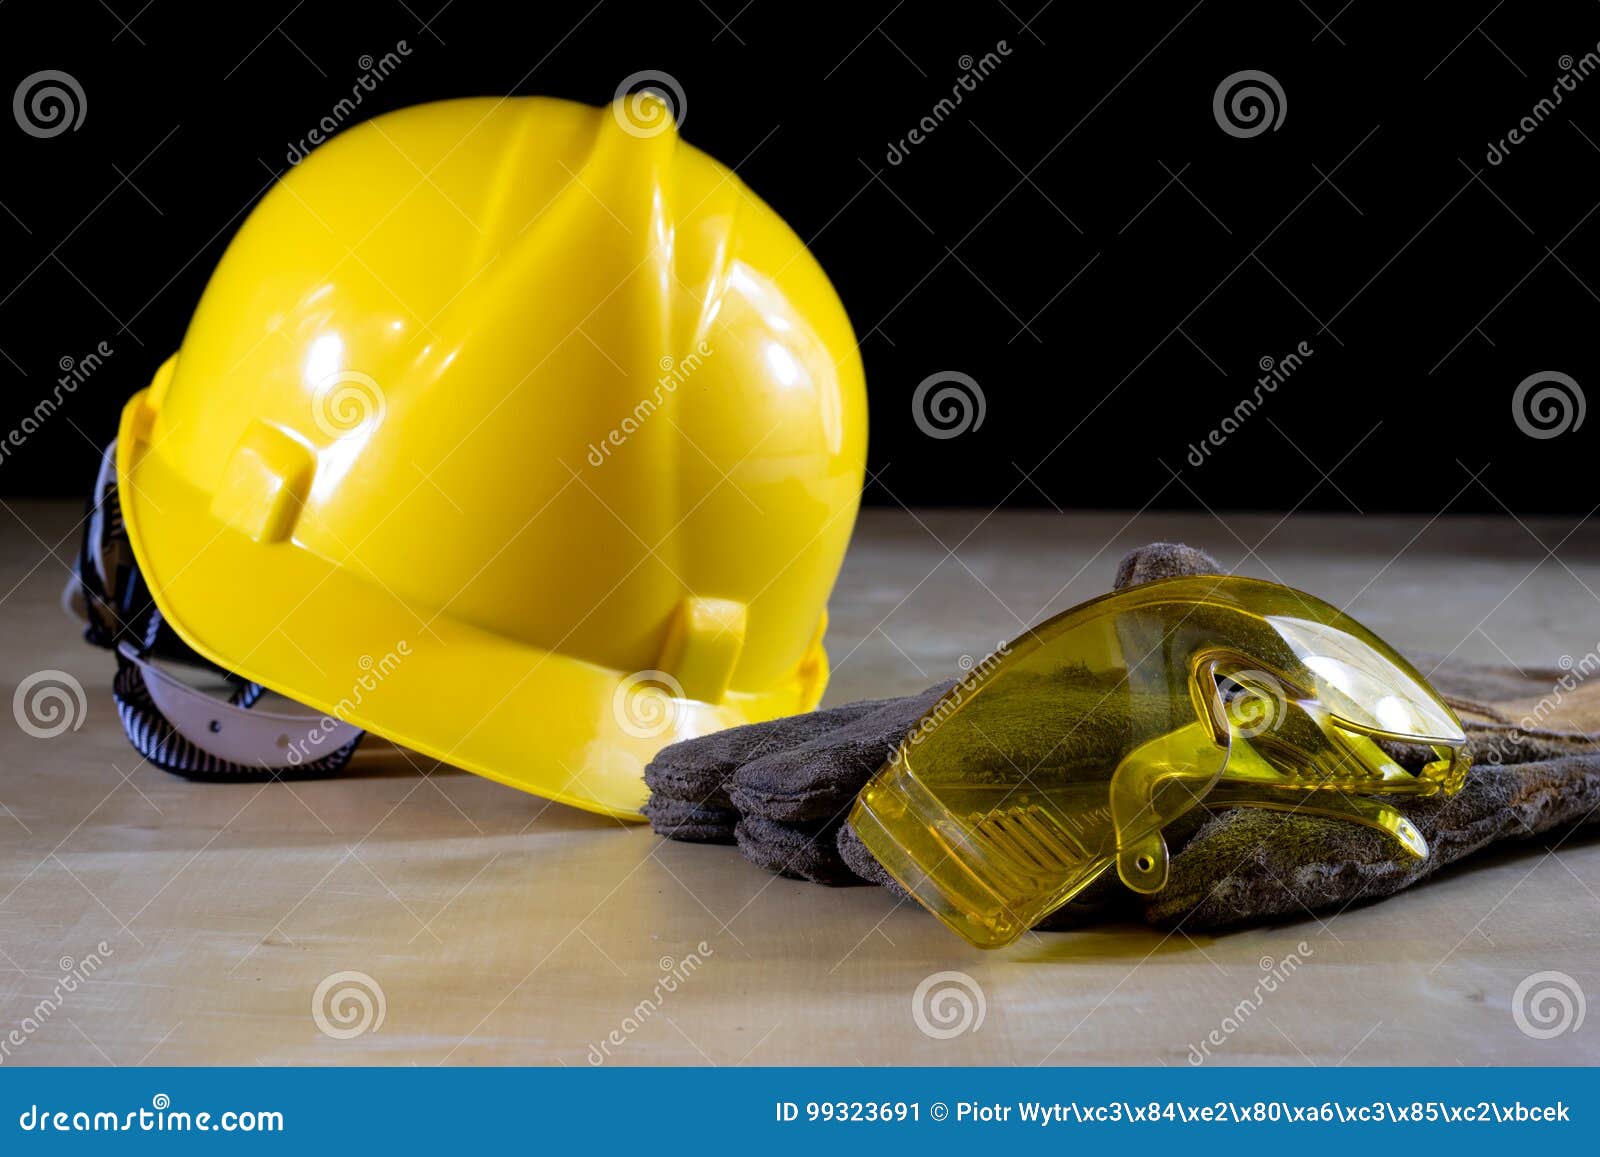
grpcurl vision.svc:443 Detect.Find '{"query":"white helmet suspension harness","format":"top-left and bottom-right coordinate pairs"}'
top-left (72, 441), bottom-right (364, 779)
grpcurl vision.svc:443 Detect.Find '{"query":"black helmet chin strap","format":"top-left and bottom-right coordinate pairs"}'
top-left (73, 441), bottom-right (364, 780)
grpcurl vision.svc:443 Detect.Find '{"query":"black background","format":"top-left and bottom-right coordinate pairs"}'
top-left (2, 0), bottom-right (1598, 513)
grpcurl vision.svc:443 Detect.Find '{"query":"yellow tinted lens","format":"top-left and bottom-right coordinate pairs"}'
top-left (1262, 612), bottom-right (1463, 742)
top-left (852, 596), bottom-right (1233, 948)
top-left (851, 574), bottom-right (1468, 949)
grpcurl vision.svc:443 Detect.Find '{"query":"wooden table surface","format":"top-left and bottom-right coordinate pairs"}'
top-left (2, 501), bottom-right (1598, 1066)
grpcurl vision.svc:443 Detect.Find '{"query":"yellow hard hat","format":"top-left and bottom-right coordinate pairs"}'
top-left (110, 94), bottom-right (867, 819)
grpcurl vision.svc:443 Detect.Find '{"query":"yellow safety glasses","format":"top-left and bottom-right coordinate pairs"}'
top-left (849, 575), bottom-right (1470, 949)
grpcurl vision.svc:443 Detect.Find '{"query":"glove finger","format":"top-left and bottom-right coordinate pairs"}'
top-left (729, 683), bottom-right (954, 823)
top-left (722, 539), bottom-right (1216, 824)
top-left (643, 795), bottom-right (739, 844)
top-left (1467, 721), bottom-right (1598, 765)
top-left (732, 672), bottom-right (1175, 824)
top-left (644, 694), bottom-right (898, 808)
top-left (735, 814), bottom-right (863, 886)
top-left (1404, 648), bottom-right (1572, 707)
top-left (837, 820), bottom-right (900, 888)
top-left (1113, 543), bottom-right (1222, 588)
top-left (1145, 752), bottom-right (1600, 930)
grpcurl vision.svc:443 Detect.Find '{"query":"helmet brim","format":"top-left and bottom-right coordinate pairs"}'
top-left (116, 388), bottom-right (828, 820)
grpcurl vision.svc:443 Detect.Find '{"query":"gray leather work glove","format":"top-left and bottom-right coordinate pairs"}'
top-left (645, 544), bottom-right (1600, 931)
